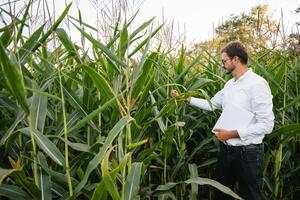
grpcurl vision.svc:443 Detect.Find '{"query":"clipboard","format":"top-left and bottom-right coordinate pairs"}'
top-left (212, 103), bottom-right (254, 134)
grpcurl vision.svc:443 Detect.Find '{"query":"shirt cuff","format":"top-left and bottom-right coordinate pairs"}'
top-left (189, 97), bottom-right (213, 111)
top-left (237, 128), bottom-right (249, 141)
top-left (189, 97), bottom-right (196, 105)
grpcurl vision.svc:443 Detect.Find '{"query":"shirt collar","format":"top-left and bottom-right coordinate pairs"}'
top-left (235, 68), bottom-right (252, 82)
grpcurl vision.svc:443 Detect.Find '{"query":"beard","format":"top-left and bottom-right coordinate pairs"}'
top-left (222, 65), bottom-right (235, 74)
top-left (222, 67), bottom-right (233, 74)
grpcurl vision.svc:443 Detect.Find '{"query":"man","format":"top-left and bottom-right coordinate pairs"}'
top-left (171, 41), bottom-right (274, 200)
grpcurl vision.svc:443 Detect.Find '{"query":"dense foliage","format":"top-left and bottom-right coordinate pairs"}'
top-left (0, 1), bottom-right (299, 199)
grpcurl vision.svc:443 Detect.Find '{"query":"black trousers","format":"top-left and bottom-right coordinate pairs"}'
top-left (214, 143), bottom-right (264, 200)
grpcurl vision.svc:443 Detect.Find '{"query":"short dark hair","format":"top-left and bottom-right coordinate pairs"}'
top-left (221, 42), bottom-right (248, 64)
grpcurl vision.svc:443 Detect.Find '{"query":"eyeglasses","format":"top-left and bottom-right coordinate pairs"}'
top-left (221, 58), bottom-right (231, 65)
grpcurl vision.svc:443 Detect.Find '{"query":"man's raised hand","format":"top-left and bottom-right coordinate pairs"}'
top-left (170, 90), bottom-right (180, 98)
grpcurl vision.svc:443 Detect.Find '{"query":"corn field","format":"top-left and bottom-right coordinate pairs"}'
top-left (0, 1), bottom-right (299, 199)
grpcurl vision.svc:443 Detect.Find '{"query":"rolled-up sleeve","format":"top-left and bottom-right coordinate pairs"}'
top-left (190, 89), bottom-right (224, 111)
top-left (237, 81), bottom-right (274, 141)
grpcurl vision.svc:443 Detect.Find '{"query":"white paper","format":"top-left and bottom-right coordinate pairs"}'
top-left (212, 103), bottom-right (254, 134)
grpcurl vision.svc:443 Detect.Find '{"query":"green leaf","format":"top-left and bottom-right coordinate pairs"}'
top-left (105, 11), bottom-right (140, 49)
top-left (129, 17), bottom-right (155, 42)
top-left (157, 191), bottom-right (176, 200)
top-left (30, 93), bottom-right (48, 133)
top-left (267, 124), bottom-right (300, 140)
top-left (185, 177), bottom-right (242, 199)
top-left (262, 176), bottom-right (273, 194)
top-left (74, 24), bottom-right (126, 70)
top-left (130, 29), bottom-right (151, 83)
top-left (0, 184), bottom-right (31, 200)
top-left (31, 3), bottom-right (72, 52)
top-left (41, 167), bottom-right (79, 189)
top-left (188, 164), bottom-right (198, 200)
top-left (0, 24), bottom-right (13, 47)
top-left (149, 92), bottom-right (166, 133)
top-left (175, 46), bottom-right (185, 76)
top-left (0, 41), bottom-right (29, 114)
top-left (136, 69), bottom-right (155, 109)
top-left (188, 77), bottom-right (213, 91)
top-left (253, 60), bottom-right (284, 95)
top-left (19, 128), bottom-right (65, 167)
top-left (271, 61), bottom-right (286, 96)
top-left (118, 21), bottom-right (129, 58)
top-left (131, 52), bottom-right (157, 100)
top-left (37, 152), bottom-right (52, 200)
top-left (67, 141), bottom-right (90, 152)
top-left (19, 24), bottom-right (45, 63)
top-left (101, 148), bottom-right (120, 200)
top-left (83, 66), bottom-right (115, 100)
top-left (176, 54), bottom-right (202, 82)
top-left (187, 138), bottom-right (213, 163)
top-left (0, 111), bottom-right (25, 147)
top-left (25, 87), bottom-right (61, 101)
top-left (46, 135), bottom-right (89, 152)
top-left (197, 158), bottom-right (217, 168)
top-left (69, 15), bottom-right (98, 31)
top-left (68, 95), bottom-right (118, 133)
top-left (127, 138), bottom-right (148, 149)
top-left (92, 153), bottom-right (131, 200)
top-left (62, 85), bottom-right (99, 132)
top-left (129, 24), bottom-right (163, 57)
top-left (74, 116), bottom-right (133, 194)
top-left (280, 95), bottom-right (300, 111)
top-left (274, 145), bottom-right (282, 178)
top-left (0, 168), bottom-right (22, 183)
top-left (8, 164), bottom-right (41, 199)
top-left (56, 28), bottom-right (82, 64)
top-left (163, 127), bottom-right (174, 158)
top-left (0, 20), bottom-right (24, 33)
top-left (156, 182), bottom-right (177, 191)
top-left (124, 162), bottom-right (143, 200)
top-left (16, 0), bottom-right (32, 43)
top-left (82, 65), bottom-right (120, 111)
top-left (91, 181), bottom-right (108, 200)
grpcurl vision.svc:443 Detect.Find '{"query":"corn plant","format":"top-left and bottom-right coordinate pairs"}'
top-left (0, 1), bottom-right (299, 200)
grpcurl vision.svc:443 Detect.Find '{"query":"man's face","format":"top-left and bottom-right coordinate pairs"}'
top-left (221, 52), bottom-right (235, 74)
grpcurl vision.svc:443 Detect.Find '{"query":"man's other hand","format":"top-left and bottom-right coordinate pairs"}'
top-left (213, 129), bottom-right (239, 142)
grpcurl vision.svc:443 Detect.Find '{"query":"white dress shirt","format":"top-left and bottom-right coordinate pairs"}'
top-left (190, 68), bottom-right (274, 146)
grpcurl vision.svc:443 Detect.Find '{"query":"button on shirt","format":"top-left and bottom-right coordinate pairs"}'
top-left (190, 68), bottom-right (274, 146)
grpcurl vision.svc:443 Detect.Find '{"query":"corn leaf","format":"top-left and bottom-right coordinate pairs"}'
top-left (185, 177), bottom-right (242, 200)
top-left (0, 184), bottom-right (31, 200)
top-left (74, 116), bottom-right (133, 194)
top-left (68, 95), bottom-right (118, 133)
top-left (0, 41), bottom-right (29, 114)
top-left (101, 148), bottom-right (120, 200)
top-left (30, 93), bottom-right (48, 134)
top-left (18, 128), bottom-right (65, 167)
top-left (31, 3), bottom-right (72, 52)
top-left (124, 162), bottom-right (143, 200)
top-left (188, 164), bottom-right (198, 200)
top-left (56, 28), bottom-right (82, 64)
top-left (37, 152), bottom-right (52, 200)
top-left (74, 24), bottom-right (126, 70)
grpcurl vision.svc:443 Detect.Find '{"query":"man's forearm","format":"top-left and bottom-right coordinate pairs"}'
top-left (228, 130), bottom-right (240, 139)
top-left (189, 97), bottom-right (214, 111)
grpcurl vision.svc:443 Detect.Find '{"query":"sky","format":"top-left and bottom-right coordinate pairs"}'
top-left (8, 0), bottom-right (299, 45)
top-left (137, 0), bottom-right (300, 44)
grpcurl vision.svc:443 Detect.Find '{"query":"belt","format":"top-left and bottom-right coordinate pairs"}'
top-left (221, 143), bottom-right (262, 152)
